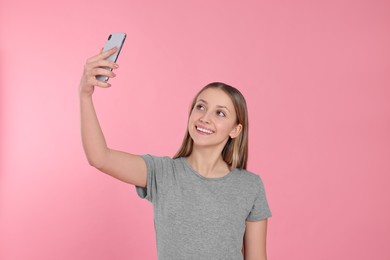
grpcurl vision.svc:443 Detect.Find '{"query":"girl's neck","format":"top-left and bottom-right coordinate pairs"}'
top-left (186, 148), bottom-right (230, 178)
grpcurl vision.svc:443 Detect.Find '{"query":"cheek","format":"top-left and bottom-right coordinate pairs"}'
top-left (188, 113), bottom-right (195, 125)
top-left (187, 113), bottom-right (197, 129)
top-left (214, 121), bottom-right (230, 133)
top-left (218, 120), bottom-right (237, 134)
top-left (188, 110), bottom-right (201, 122)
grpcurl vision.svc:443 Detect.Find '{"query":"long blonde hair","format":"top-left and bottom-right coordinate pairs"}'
top-left (173, 82), bottom-right (249, 169)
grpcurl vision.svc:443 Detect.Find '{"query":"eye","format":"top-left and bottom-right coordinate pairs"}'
top-left (217, 110), bottom-right (226, 117)
top-left (195, 104), bottom-right (206, 111)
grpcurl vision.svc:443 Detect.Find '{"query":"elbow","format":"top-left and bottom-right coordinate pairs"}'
top-left (85, 153), bottom-right (107, 170)
top-left (87, 157), bottom-right (106, 170)
top-left (84, 148), bottom-right (110, 170)
top-left (87, 158), bottom-right (102, 169)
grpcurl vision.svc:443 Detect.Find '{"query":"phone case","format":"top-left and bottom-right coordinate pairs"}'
top-left (96, 32), bottom-right (127, 82)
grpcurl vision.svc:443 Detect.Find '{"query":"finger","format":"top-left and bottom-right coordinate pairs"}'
top-left (84, 60), bottom-right (118, 76)
top-left (100, 47), bottom-right (118, 58)
top-left (88, 47), bottom-right (118, 63)
top-left (95, 79), bottom-right (111, 88)
top-left (88, 76), bottom-right (111, 88)
top-left (91, 67), bottom-right (116, 78)
top-left (94, 59), bottom-right (119, 70)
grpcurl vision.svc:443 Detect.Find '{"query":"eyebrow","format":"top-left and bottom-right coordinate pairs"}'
top-left (197, 99), bottom-right (231, 112)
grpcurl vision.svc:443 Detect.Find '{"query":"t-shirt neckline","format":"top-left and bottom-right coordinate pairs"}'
top-left (180, 157), bottom-right (235, 181)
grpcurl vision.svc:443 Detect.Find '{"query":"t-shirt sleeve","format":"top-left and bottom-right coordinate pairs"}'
top-left (246, 175), bottom-right (272, 221)
top-left (135, 154), bottom-right (171, 203)
top-left (135, 154), bottom-right (154, 202)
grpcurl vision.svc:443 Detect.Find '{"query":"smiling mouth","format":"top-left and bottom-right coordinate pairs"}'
top-left (196, 126), bottom-right (214, 134)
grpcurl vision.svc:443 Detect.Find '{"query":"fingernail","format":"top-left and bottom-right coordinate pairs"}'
top-left (114, 64), bottom-right (119, 68)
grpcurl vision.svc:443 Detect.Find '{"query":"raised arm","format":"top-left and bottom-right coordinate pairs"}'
top-left (79, 48), bottom-right (147, 187)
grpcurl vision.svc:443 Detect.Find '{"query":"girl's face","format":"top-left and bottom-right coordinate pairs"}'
top-left (188, 88), bottom-right (242, 150)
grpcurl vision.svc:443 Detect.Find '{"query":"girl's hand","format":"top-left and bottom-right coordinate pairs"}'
top-left (79, 47), bottom-right (119, 97)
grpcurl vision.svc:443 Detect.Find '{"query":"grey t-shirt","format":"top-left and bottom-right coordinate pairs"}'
top-left (136, 155), bottom-right (271, 260)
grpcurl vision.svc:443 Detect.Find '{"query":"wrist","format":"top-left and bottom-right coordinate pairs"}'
top-left (79, 90), bottom-right (93, 100)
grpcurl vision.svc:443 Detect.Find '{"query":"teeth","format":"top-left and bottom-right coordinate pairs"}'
top-left (197, 127), bottom-right (213, 134)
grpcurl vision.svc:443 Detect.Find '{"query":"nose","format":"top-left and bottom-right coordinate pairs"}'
top-left (199, 111), bottom-right (211, 124)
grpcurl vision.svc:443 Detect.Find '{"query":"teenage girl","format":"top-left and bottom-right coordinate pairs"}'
top-left (79, 47), bottom-right (271, 260)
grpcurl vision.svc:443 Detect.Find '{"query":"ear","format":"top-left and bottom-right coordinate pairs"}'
top-left (229, 124), bottom-right (243, 139)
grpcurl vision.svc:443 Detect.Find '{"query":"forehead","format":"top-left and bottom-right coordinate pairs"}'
top-left (196, 88), bottom-right (234, 108)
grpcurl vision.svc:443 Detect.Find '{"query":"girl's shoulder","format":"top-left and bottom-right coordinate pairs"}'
top-left (232, 168), bottom-right (266, 187)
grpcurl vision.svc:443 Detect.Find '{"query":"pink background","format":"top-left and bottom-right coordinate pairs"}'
top-left (1, 0), bottom-right (389, 259)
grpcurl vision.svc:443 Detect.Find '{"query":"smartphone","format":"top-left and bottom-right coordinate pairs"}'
top-left (96, 32), bottom-right (127, 82)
